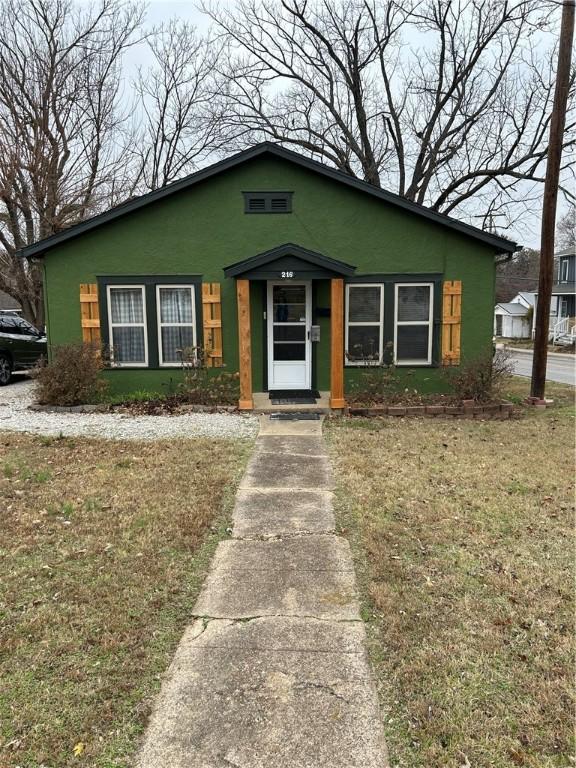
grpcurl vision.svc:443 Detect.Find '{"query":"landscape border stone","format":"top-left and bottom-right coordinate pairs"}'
top-left (345, 401), bottom-right (515, 419)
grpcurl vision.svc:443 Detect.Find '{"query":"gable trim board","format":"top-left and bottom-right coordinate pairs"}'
top-left (18, 143), bottom-right (518, 261)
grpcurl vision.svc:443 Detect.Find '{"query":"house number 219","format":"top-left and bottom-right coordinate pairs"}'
top-left (281, 271), bottom-right (294, 279)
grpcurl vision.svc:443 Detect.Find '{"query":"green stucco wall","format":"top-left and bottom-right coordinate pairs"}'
top-left (42, 153), bottom-right (497, 397)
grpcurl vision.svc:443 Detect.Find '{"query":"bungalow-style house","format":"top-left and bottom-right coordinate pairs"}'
top-left (531, 247), bottom-right (576, 344)
top-left (18, 143), bottom-right (518, 409)
top-left (494, 291), bottom-right (535, 339)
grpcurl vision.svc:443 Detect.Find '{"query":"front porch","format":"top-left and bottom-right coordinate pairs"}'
top-left (224, 243), bottom-right (354, 411)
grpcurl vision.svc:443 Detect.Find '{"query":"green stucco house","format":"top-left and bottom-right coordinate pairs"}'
top-left (19, 143), bottom-right (517, 409)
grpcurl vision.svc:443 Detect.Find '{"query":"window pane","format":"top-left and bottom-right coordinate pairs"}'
top-left (273, 304), bottom-right (306, 322)
top-left (273, 285), bottom-right (306, 322)
top-left (110, 288), bottom-right (143, 324)
top-left (274, 325), bottom-right (305, 342)
top-left (112, 327), bottom-right (146, 363)
top-left (347, 326), bottom-right (380, 362)
top-left (273, 285), bottom-right (306, 304)
top-left (159, 288), bottom-right (193, 324)
top-left (273, 342), bottom-right (305, 361)
top-left (348, 286), bottom-right (381, 322)
top-left (397, 285), bottom-right (430, 322)
top-left (396, 325), bottom-right (429, 361)
top-left (161, 326), bottom-right (194, 363)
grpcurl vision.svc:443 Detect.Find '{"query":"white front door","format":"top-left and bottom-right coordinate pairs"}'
top-left (267, 281), bottom-right (312, 390)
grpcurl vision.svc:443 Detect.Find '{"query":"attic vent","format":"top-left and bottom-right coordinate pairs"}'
top-left (243, 192), bottom-right (293, 214)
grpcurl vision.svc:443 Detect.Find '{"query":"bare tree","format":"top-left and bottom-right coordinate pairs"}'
top-left (129, 21), bottom-right (226, 192)
top-left (206, 0), bottom-right (575, 229)
top-left (0, 0), bottom-right (143, 324)
top-left (556, 202), bottom-right (575, 247)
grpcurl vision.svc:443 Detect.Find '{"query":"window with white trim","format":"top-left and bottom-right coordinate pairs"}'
top-left (394, 283), bottom-right (433, 365)
top-left (345, 284), bottom-right (384, 365)
top-left (560, 258), bottom-right (569, 282)
top-left (156, 285), bottom-right (197, 366)
top-left (107, 285), bottom-right (148, 366)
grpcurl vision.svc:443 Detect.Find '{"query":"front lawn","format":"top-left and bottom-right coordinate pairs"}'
top-left (0, 433), bottom-right (252, 767)
top-left (327, 379), bottom-right (574, 768)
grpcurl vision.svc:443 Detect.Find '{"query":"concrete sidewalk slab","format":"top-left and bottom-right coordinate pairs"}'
top-left (242, 451), bottom-right (334, 490)
top-left (193, 566), bottom-right (359, 620)
top-left (232, 488), bottom-right (335, 538)
top-left (255, 434), bottom-right (326, 456)
top-left (136, 415), bottom-right (388, 768)
top-left (209, 536), bottom-right (354, 572)
top-left (136, 617), bottom-right (386, 768)
top-left (257, 414), bottom-right (324, 435)
top-left (184, 615), bottom-right (367, 653)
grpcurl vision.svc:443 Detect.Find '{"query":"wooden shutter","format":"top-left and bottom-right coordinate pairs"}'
top-left (202, 283), bottom-right (223, 367)
top-left (442, 280), bottom-right (462, 365)
top-left (79, 284), bottom-right (101, 344)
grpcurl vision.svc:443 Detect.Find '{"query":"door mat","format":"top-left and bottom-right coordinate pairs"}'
top-left (270, 412), bottom-right (322, 420)
top-left (271, 397), bottom-right (316, 405)
top-left (268, 389), bottom-right (320, 399)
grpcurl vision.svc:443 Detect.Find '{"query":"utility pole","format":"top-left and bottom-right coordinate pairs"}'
top-left (531, 0), bottom-right (575, 398)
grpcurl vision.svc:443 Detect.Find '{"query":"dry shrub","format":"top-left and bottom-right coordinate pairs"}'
top-left (444, 348), bottom-right (513, 403)
top-left (178, 346), bottom-right (239, 405)
top-left (34, 342), bottom-right (108, 405)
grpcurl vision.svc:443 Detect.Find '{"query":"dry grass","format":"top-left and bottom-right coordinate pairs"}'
top-left (0, 432), bottom-right (252, 767)
top-left (328, 379), bottom-right (574, 768)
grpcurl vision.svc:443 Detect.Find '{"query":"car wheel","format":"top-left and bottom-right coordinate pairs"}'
top-left (0, 355), bottom-right (12, 385)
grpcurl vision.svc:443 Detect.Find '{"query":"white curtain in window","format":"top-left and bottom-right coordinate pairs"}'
top-left (159, 288), bottom-right (193, 324)
top-left (158, 287), bottom-right (195, 364)
top-left (110, 288), bottom-right (144, 324)
top-left (109, 287), bottom-right (146, 364)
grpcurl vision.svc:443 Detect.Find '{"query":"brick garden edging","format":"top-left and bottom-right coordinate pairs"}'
top-left (345, 401), bottom-right (514, 419)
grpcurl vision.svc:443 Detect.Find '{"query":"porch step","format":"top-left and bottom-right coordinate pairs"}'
top-left (252, 391), bottom-right (331, 414)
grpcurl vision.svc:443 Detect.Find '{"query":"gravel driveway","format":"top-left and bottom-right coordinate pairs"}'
top-left (0, 378), bottom-right (258, 440)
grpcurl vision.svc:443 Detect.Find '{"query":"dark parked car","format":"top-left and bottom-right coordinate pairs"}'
top-left (0, 313), bottom-right (47, 385)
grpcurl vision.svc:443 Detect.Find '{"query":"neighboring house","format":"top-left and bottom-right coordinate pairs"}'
top-left (531, 247), bottom-right (576, 344)
top-left (18, 143), bottom-right (517, 408)
top-left (0, 290), bottom-right (22, 314)
top-left (494, 291), bottom-right (535, 338)
top-left (494, 302), bottom-right (532, 339)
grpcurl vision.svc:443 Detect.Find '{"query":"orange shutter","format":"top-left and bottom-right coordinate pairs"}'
top-left (79, 284), bottom-right (101, 344)
top-left (442, 280), bottom-right (462, 366)
top-left (202, 283), bottom-right (223, 367)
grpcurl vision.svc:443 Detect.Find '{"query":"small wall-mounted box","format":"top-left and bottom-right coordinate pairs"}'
top-left (310, 325), bottom-right (321, 342)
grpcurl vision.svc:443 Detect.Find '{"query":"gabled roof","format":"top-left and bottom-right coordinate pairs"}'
top-left (18, 142), bottom-right (519, 259)
top-left (495, 302), bottom-right (530, 315)
top-left (224, 242), bottom-right (356, 278)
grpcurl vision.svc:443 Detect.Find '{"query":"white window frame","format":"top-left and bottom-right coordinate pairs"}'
top-left (345, 283), bottom-right (384, 366)
top-left (394, 282), bottom-right (434, 366)
top-left (107, 285), bottom-right (148, 368)
top-left (156, 285), bottom-right (197, 367)
top-left (560, 258), bottom-right (569, 282)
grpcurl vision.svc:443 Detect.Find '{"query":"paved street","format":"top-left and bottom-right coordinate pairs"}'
top-left (507, 348), bottom-right (576, 386)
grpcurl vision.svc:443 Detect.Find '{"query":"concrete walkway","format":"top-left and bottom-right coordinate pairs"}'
top-left (136, 415), bottom-right (389, 768)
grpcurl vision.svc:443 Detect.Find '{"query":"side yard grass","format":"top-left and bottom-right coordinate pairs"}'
top-left (327, 379), bottom-right (574, 768)
top-left (0, 432), bottom-right (253, 768)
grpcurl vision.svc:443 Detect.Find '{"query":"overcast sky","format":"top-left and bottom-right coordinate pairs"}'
top-left (121, 0), bottom-right (572, 250)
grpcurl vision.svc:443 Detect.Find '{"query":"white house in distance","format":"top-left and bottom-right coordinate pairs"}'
top-left (494, 292), bottom-right (535, 339)
top-left (494, 247), bottom-right (576, 344)
top-left (531, 246), bottom-right (576, 344)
